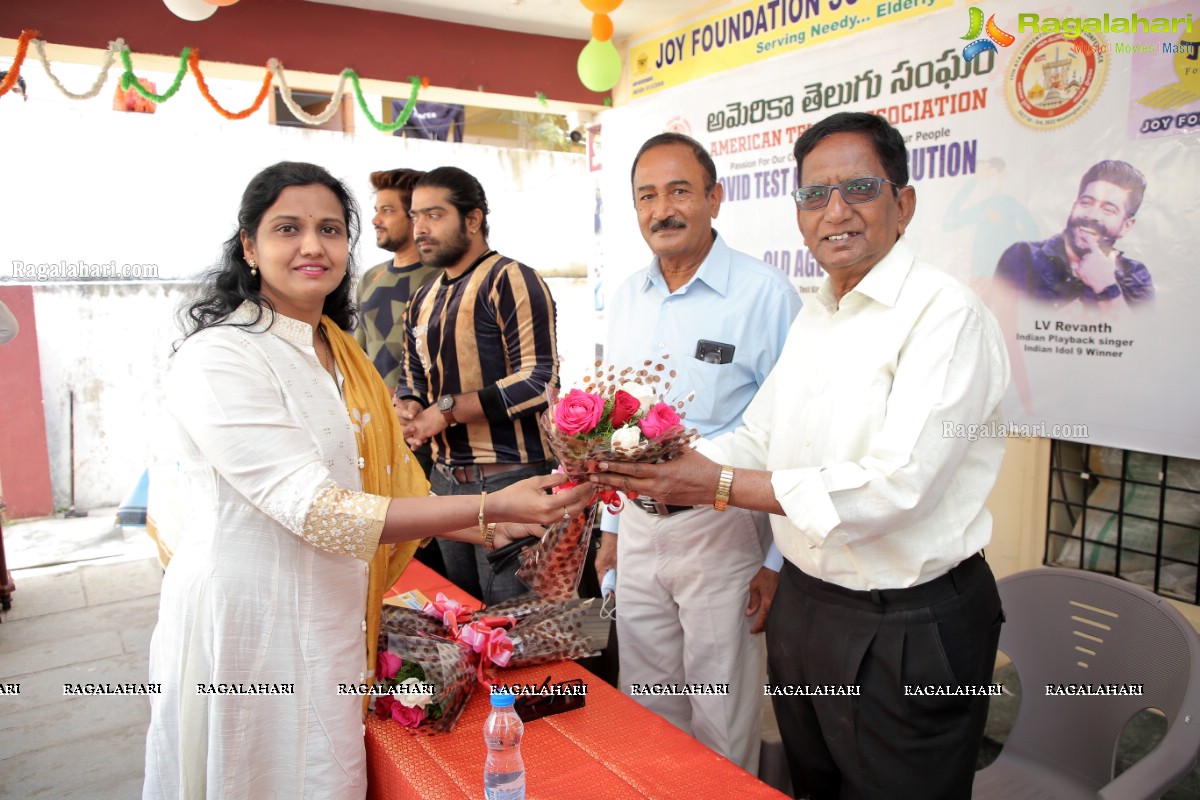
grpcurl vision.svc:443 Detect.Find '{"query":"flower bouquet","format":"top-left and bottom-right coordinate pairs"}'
top-left (375, 593), bottom-right (603, 732)
top-left (484, 593), bottom-right (604, 668)
top-left (373, 633), bottom-right (476, 733)
top-left (516, 358), bottom-right (698, 601)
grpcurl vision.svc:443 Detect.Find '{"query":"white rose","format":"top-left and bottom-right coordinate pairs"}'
top-left (611, 425), bottom-right (643, 455)
top-left (396, 676), bottom-right (434, 709)
top-left (619, 382), bottom-right (656, 415)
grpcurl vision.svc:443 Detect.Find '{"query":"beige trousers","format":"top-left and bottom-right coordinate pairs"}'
top-left (615, 503), bottom-right (766, 773)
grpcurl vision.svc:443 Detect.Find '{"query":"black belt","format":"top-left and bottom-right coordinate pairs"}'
top-left (632, 497), bottom-right (697, 517)
top-left (435, 461), bottom-right (545, 484)
top-left (785, 553), bottom-right (989, 612)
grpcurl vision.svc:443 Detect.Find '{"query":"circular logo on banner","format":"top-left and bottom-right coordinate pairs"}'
top-left (1006, 32), bottom-right (1109, 130)
top-left (633, 50), bottom-right (651, 77)
top-left (664, 116), bottom-right (692, 135)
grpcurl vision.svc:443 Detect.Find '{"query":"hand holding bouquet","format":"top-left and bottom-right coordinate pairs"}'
top-left (517, 358), bottom-right (698, 600)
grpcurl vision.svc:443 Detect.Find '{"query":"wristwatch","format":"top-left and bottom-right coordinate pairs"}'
top-left (437, 394), bottom-right (457, 427)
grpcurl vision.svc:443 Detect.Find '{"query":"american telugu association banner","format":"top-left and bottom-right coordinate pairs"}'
top-left (600, 0), bottom-right (1200, 458)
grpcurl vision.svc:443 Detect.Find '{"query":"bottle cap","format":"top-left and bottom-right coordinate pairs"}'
top-left (490, 690), bottom-right (516, 708)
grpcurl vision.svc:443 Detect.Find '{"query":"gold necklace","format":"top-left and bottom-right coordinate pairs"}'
top-left (315, 327), bottom-right (334, 375)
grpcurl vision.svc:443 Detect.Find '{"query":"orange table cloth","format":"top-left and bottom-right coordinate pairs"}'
top-left (369, 562), bottom-right (787, 799)
top-left (384, 559), bottom-right (474, 607)
top-left (365, 660), bottom-right (787, 800)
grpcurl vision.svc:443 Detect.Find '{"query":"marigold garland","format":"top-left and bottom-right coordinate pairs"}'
top-left (0, 29), bottom-right (38, 97)
top-left (32, 37), bottom-right (123, 100)
top-left (119, 46), bottom-right (190, 103)
top-left (188, 49), bottom-right (273, 120)
top-left (0, 31), bottom-right (569, 130)
top-left (347, 71), bottom-right (421, 133)
top-left (271, 60), bottom-right (354, 125)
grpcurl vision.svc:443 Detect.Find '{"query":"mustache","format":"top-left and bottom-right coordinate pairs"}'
top-left (1068, 218), bottom-right (1109, 237)
top-left (650, 218), bottom-right (686, 233)
top-left (414, 237), bottom-right (436, 246)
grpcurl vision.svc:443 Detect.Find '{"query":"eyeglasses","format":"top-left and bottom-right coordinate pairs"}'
top-left (791, 177), bottom-right (899, 211)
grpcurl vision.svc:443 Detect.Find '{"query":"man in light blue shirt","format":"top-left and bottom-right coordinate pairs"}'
top-left (596, 132), bottom-right (799, 772)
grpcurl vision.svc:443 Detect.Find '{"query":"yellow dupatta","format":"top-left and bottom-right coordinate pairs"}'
top-left (322, 316), bottom-right (430, 712)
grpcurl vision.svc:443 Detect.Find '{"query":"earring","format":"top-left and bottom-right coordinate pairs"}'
top-left (248, 259), bottom-right (258, 277)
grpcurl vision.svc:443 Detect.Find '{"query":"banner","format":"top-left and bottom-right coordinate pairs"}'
top-left (601, 0), bottom-right (1200, 458)
top-left (627, 0), bottom-right (952, 99)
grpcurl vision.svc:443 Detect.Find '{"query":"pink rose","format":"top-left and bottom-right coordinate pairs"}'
top-left (375, 694), bottom-right (396, 719)
top-left (377, 651), bottom-right (402, 681)
top-left (390, 701), bottom-right (427, 728)
top-left (609, 390), bottom-right (642, 427)
top-left (638, 402), bottom-right (682, 439)
top-left (553, 388), bottom-right (605, 436)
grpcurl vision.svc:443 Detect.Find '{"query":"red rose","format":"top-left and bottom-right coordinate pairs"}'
top-left (377, 651), bottom-right (402, 681)
top-left (638, 402), bottom-right (682, 439)
top-left (609, 390), bottom-right (642, 427)
top-left (553, 388), bottom-right (605, 436)
top-left (390, 701), bottom-right (427, 728)
top-left (375, 694), bottom-right (396, 719)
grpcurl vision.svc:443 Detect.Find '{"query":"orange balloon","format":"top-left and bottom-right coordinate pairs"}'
top-left (580, 0), bottom-right (622, 14)
top-left (591, 14), bottom-right (614, 42)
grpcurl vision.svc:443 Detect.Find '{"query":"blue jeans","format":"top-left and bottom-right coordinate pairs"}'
top-left (430, 463), bottom-right (548, 606)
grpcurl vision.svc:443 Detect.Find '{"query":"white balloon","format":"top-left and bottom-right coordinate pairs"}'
top-left (163, 0), bottom-right (218, 21)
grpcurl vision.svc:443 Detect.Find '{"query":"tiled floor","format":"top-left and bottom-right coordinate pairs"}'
top-left (1, 515), bottom-right (160, 800)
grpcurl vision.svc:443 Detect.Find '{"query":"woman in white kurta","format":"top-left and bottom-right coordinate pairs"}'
top-left (143, 163), bottom-right (589, 799)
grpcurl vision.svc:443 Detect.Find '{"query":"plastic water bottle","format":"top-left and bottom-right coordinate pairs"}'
top-left (483, 690), bottom-right (526, 800)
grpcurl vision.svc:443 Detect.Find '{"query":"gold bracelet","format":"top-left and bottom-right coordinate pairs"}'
top-left (713, 465), bottom-right (734, 512)
top-left (478, 491), bottom-right (489, 544)
top-left (483, 523), bottom-right (496, 551)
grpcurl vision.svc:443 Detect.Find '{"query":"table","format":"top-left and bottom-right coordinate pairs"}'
top-left (368, 563), bottom-right (788, 799)
top-left (383, 560), bottom-right (472, 607)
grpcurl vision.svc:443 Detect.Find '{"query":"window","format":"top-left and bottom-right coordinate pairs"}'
top-left (1046, 441), bottom-right (1200, 604)
top-left (270, 89), bottom-right (353, 133)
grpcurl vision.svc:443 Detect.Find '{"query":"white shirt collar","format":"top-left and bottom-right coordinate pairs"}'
top-left (642, 231), bottom-right (733, 298)
top-left (230, 300), bottom-right (316, 346)
top-left (815, 236), bottom-right (915, 312)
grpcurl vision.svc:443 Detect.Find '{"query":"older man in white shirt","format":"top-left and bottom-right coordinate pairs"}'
top-left (591, 112), bottom-right (1010, 800)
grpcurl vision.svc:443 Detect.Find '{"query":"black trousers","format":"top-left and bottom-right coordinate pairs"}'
top-left (766, 554), bottom-right (1003, 800)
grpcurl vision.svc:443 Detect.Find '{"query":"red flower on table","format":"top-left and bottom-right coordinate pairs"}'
top-left (377, 651), bottom-right (402, 681)
top-left (390, 701), bottom-right (427, 728)
top-left (553, 388), bottom-right (605, 435)
top-left (375, 695), bottom-right (397, 719)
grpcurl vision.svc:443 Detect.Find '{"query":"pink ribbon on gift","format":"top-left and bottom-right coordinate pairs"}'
top-left (459, 620), bottom-right (514, 668)
top-left (422, 592), bottom-right (473, 636)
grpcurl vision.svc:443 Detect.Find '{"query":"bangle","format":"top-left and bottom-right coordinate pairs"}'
top-left (478, 492), bottom-right (496, 550)
top-left (713, 465), bottom-right (734, 512)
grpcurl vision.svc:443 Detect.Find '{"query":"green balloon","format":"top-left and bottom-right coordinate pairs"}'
top-left (577, 38), bottom-right (622, 93)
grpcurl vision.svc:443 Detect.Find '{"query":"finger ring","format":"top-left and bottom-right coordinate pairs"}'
top-left (563, 507), bottom-right (571, 520)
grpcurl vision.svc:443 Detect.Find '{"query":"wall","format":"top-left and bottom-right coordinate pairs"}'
top-left (0, 285), bottom-right (54, 518)
top-left (0, 0), bottom-right (599, 105)
top-left (32, 282), bottom-right (189, 511)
